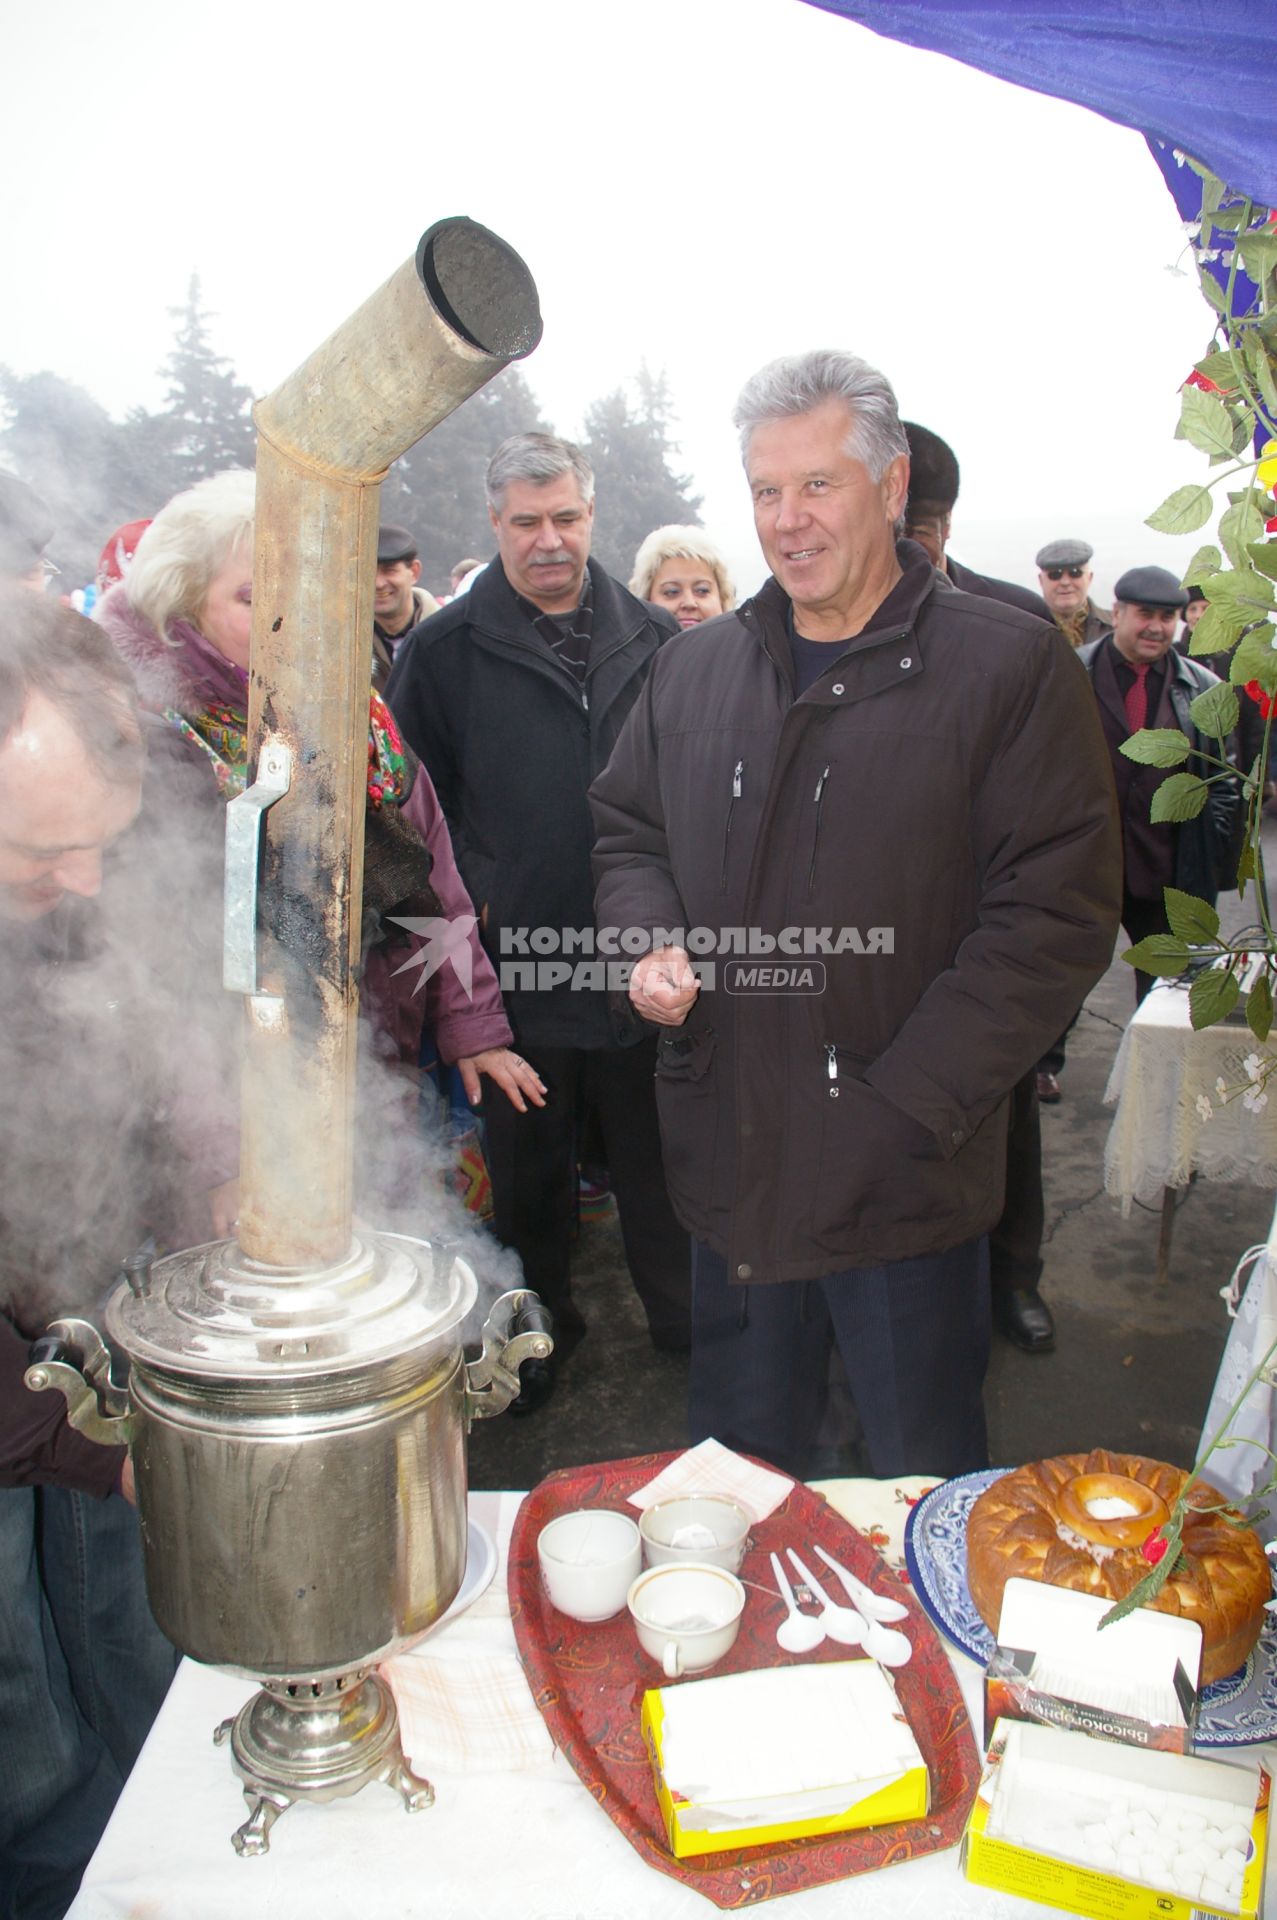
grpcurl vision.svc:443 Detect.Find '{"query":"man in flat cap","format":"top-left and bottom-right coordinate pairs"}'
top-left (1078, 565), bottom-right (1238, 1001)
top-left (1036, 538), bottom-right (1111, 649)
top-left (372, 526), bottom-right (440, 693)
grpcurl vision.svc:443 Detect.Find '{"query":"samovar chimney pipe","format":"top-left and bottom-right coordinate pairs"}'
top-left (234, 220), bottom-right (541, 1268)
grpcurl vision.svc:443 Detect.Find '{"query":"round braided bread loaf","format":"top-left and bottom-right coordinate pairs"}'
top-left (966, 1449), bottom-right (1271, 1685)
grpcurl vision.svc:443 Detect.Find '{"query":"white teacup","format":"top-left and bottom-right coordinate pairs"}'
top-left (537, 1509), bottom-right (642, 1622)
top-left (627, 1561), bottom-right (746, 1678)
top-left (639, 1495), bottom-right (751, 1572)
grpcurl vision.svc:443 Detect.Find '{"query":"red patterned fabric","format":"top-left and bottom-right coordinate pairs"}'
top-left (508, 1452), bottom-right (980, 1909)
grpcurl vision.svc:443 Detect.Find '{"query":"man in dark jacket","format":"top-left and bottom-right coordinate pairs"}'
top-left (591, 351), bottom-right (1122, 1481)
top-left (386, 435), bottom-right (689, 1412)
top-left (904, 422), bottom-right (1063, 1356)
top-left (903, 422), bottom-right (1052, 622)
top-left (1079, 565), bottom-right (1240, 1000)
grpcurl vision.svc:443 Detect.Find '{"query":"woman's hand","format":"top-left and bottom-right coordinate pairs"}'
top-left (456, 1049), bottom-right (547, 1113)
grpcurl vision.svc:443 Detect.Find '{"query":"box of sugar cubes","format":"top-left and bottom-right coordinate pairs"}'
top-left (963, 1718), bottom-right (1268, 1919)
top-left (984, 1579), bottom-right (1202, 1754)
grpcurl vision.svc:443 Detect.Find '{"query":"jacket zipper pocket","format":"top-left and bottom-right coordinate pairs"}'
top-left (721, 759), bottom-right (744, 893)
top-left (825, 1043), bottom-right (839, 1099)
top-left (808, 765), bottom-right (831, 894)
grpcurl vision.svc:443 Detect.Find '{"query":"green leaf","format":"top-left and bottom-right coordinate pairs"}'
top-left (1244, 332), bottom-right (1277, 415)
top-left (1184, 544), bottom-right (1223, 587)
top-left (1180, 383), bottom-right (1238, 456)
top-left (1190, 965), bottom-right (1241, 1029)
top-left (1198, 268), bottom-right (1228, 315)
top-left (1146, 484), bottom-right (1214, 535)
top-left (1150, 774), bottom-right (1210, 823)
top-left (1163, 887), bottom-right (1221, 943)
top-left (1202, 565), bottom-right (1275, 615)
top-left (1232, 409), bottom-right (1258, 456)
top-left (1239, 838), bottom-right (1258, 885)
top-left (1247, 973), bottom-right (1273, 1043)
top-left (1248, 541), bottom-right (1277, 582)
top-left (1189, 601), bottom-right (1248, 655)
top-left (1230, 625), bottom-right (1277, 693)
top-left (1189, 680), bottom-right (1239, 737)
top-left (1220, 497), bottom-right (1268, 571)
top-left (1118, 728), bottom-right (1192, 767)
top-left (1122, 934), bottom-right (1191, 977)
top-left (1192, 352), bottom-right (1242, 391)
top-left (1239, 233), bottom-right (1277, 283)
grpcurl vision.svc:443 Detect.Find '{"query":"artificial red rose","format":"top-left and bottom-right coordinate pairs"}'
top-left (1267, 516), bottom-right (1277, 534)
top-left (1245, 681), bottom-right (1277, 719)
top-left (1142, 1532), bottom-right (1169, 1566)
top-left (1183, 369), bottom-right (1221, 393)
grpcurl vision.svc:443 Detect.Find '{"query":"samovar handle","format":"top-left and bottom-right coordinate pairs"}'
top-left (463, 1289), bottom-right (554, 1424)
top-left (24, 1315), bottom-right (132, 1447)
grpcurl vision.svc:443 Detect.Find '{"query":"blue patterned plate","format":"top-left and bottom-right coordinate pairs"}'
top-left (903, 1468), bottom-right (1277, 1748)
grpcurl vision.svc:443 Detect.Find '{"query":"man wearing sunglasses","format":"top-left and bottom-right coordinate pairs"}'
top-left (1035, 539), bottom-right (1112, 649)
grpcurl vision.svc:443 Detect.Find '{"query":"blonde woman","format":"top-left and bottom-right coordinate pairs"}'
top-left (630, 524), bottom-right (734, 630)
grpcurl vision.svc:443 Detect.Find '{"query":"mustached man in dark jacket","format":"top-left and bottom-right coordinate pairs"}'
top-left (386, 435), bottom-right (689, 1413)
top-left (591, 352), bottom-right (1121, 1483)
top-left (1079, 566), bottom-right (1240, 1001)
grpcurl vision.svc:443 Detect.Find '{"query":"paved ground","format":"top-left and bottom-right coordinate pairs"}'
top-left (468, 887), bottom-right (1274, 1492)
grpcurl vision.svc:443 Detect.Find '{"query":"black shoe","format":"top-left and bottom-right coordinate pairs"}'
top-left (993, 1288), bottom-right (1055, 1353)
top-left (510, 1356), bottom-right (557, 1416)
top-left (1035, 1070), bottom-right (1062, 1104)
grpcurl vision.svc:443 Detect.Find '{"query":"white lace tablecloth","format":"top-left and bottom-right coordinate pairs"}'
top-left (1104, 983), bottom-right (1277, 1209)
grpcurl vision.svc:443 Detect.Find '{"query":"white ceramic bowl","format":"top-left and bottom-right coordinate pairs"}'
top-left (537, 1509), bottom-right (642, 1622)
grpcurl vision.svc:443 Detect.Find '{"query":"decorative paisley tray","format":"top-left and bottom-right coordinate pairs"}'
top-left (508, 1451), bottom-right (981, 1910)
top-left (903, 1467), bottom-right (1277, 1748)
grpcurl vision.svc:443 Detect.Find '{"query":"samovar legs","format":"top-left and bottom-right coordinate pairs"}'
top-left (212, 1669), bottom-right (434, 1855)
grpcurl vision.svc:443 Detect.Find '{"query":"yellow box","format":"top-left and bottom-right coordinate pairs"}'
top-left (641, 1661), bottom-right (930, 1859)
top-left (963, 1719), bottom-right (1269, 1920)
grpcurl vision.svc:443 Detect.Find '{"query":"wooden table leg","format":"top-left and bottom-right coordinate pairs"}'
top-left (1154, 1185), bottom-right (1175, 1286)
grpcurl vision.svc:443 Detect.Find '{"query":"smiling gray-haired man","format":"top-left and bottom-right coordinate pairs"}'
top-left (591, 349), bottom-right (1122, 1481)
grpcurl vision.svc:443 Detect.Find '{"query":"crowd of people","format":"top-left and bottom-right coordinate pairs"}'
top-left (0, 346), bottom-right (1245, 1915)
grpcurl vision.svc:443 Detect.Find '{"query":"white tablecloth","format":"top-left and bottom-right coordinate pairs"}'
top-left (1104, 982), bottom-right (1277, 1209)
top-left (67, 1487), bottom-right (1277, 1920)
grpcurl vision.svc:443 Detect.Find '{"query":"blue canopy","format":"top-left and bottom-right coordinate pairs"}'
top-left (801, 1), bottom-right (1276, 211)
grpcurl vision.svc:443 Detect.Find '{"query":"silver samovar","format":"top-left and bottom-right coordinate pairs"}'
top-left (27, 221), bottom-right (547, 1855)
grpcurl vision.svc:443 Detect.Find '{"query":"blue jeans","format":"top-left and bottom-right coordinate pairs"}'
top-left (0, 1486), bottom-right (178, 1920)
top-left (689, 1237), bottom-right (991, 1481)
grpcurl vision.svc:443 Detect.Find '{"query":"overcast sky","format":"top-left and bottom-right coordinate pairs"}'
top-left (4, 0), bottom-right (1221, 601)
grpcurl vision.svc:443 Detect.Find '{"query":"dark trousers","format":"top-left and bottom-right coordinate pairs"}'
top-left (990, 1070), bottom-right (1044, 1300)
top-left (688, 1236), bottom-right (990, 1481)
top-left (482, 1035), bottom-right (691, 1349)
top-left (0, 1486), bottom-right (178, 1920)
top-left (1123, 891), bottom-right (1171, 1004)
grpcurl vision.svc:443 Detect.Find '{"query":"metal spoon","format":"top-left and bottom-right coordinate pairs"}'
top-left (769, 1551), bottom-right (824, 1653)
top-left (785, 1550), bottom-right (865, 1647)
top-left (813, 1543), bottom-right (910, 1623)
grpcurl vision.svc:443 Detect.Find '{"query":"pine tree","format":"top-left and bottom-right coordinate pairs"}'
top-left (580, 367), bottom-right (702, 579)
top-left (159, 274), bottom-right (256, 484)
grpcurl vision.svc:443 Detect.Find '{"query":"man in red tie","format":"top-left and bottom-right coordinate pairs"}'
top-left (1077, 566), bottom-right (1240, 1001)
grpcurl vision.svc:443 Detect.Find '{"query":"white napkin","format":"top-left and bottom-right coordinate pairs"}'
top-left (628, 1438), bottom-right (794, 1524)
